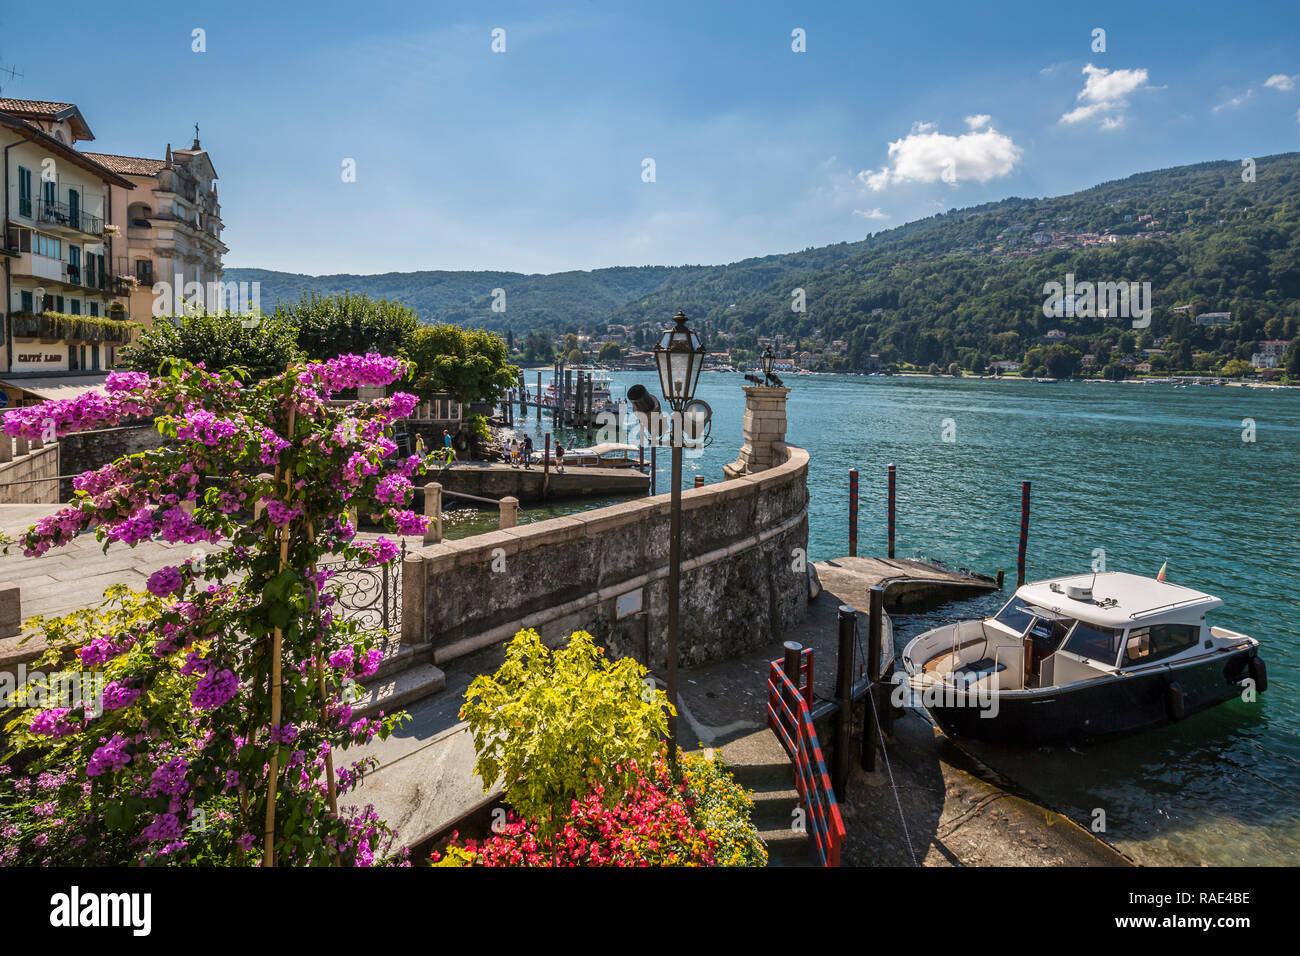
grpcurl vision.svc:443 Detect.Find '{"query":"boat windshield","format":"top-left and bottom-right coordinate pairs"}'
top-left (992, 599), bottom-right (1039, 635)
top-left (1060, 621), bottom-right (1124, 666)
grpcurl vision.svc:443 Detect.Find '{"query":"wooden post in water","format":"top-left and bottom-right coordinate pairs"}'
top-left (848, 468), bottom-right (859, 557)
top-left (1017, 481), bottom-right (1031, 586)
top-left (862, 585), bottom-right (885, 772)
top-left (833, 605), bottom-right (856, 797)
top-left (587, 378), bottom-right (595, 438)
top-left (997, 569), bottom-right (1005, 590)
top-left (887, 464), bottom-right (896, 559)
top-left (543, 433), bottom-right (551, 502)
top-left (650, 444), bottom-right (657, 495)
top-left (575, 370), bottom-right (584, 427)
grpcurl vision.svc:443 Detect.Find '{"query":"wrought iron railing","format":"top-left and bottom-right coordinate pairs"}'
top-left (36, 199), bottom-right (104, 236)
top-left (318, 543), bottom-right (404, 634)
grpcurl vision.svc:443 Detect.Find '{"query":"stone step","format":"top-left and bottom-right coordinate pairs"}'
top-left (754, 825), bottom-right (812, 864)
top-left (370, 641), bottom-right (427, 682)
top-left (749, 787), bottom-right (805, 830)
top-left (354, 663), bottom-right (446, 719)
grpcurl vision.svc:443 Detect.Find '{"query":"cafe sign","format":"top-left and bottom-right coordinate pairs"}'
top-left (11, 351), bottom-right (68, 372)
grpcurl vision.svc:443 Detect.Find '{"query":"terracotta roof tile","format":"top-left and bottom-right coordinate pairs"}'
top-left (79, 152), bottom-right (168, 176)
top-left (0, 98), bottom-right (76, 116)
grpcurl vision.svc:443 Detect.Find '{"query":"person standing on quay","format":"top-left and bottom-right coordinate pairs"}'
top-left (555, 441), bottom-right (565, 473)
top-left (443, 429), bottom-right (456, 468)
top-left (523, 434), bottom-right (534, 469)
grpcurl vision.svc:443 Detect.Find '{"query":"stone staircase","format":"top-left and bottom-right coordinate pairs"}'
top-left (352, 639), bottom-right (445, 719)
top-left (720, 729), bottom-right (815, 867)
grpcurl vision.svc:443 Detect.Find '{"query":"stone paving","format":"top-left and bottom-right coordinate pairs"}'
top-left (0, 504), bottom-right (404, 622)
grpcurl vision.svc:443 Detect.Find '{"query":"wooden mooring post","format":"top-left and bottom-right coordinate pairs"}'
top-left (861, 585), bottom-right (885, 772)
top-left (650, 445), bottom-right (657, 495)
top-left (693, 475), bottom-right (704, 488)
top-left (543, 433), bottom-right (551, 502)
top-left (832, 605), bottom-right (856, 797)
top-left (1017, 480), bottom-right (1031, 586)
top-left (887, 464), bottom-right (896, 559)
top-left (848, 468), bottom-right (859, 557)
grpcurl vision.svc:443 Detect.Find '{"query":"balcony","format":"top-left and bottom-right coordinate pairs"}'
top-left (36, 200), bottom-right (104, 237)
top-left (11, 311), bottom-right (136, 345)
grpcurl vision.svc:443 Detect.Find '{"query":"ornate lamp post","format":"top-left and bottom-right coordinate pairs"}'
top-left (761, 346), bottom-right (775, 384)
top-left (653, 310), bottom-right (705, 758)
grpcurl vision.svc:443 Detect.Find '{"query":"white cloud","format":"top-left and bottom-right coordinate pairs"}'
top-left (856, 120), bottom-right (1022, 191)
top-left (1060, 63), bottom-right (1151, 127)
top-left (853, 207), bottom-right (889, 220)
top-left (964, 113), bottom-right (992, 129)
top-left (1265, 73), bottom-right (1297, 91)
top-left (1213, 89), bottom-right (1254, 112)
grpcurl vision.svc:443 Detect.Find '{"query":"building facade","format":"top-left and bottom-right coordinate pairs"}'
top-left (1, 100), bottom-right (136, 392)
top-left (85, 134), bottom-right (227, 323)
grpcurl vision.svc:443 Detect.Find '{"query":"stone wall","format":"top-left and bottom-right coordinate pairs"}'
top-left (58, 425), bottom-right (167, 501)
top-left (0, 442), bottom-right (60, 504)
top-left (405, 442), bottom-right (810, 669)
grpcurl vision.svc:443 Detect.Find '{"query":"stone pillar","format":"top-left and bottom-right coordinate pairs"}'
top-left (423, 481), bottom-right (443, 544)
top-left (0, 436), bottom-right (11, 463)
top-left (723, 385), bottom-right (791, 478)
top-left (400, 551), bottom-right (426, 646)
top-left (498, 495), bottom-right (519, 529)
top-left (0, 582), bottom-right (20, 639)
top-left (14, 436), bottom-right (29, 458)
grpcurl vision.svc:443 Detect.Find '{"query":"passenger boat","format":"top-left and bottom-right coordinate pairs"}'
top-left (900, 571), bottom-right (1266, 744)
top-left (559, 442), bottom-right (646, 469)
top-left (544, 367), bottom-right (617, 413)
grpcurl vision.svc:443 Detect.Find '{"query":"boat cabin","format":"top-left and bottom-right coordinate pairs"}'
top-left (904, 572), bottom-right (1254, 693)
top-left (559, 442), bottom-right (645, 469)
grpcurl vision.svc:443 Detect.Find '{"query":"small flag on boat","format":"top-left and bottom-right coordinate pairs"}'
top-left (1156, 561), bottom-right (1167, 582)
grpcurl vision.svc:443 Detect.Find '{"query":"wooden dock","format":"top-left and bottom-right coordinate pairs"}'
top-left (813, 556), bottom-right (998, 613)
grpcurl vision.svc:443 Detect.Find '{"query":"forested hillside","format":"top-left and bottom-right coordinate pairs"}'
top-left (229, 152), bottom-right (1300, 373)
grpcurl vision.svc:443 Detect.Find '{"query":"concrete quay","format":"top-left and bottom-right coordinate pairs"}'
top-left (427, 460), bottom-right (648, 504)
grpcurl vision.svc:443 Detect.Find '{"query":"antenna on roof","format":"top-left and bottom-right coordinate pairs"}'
top-left (0, 62), bottom-right (23, 96)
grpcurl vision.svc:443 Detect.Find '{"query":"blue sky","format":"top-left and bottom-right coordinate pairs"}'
top-left (3, 0), bottom-right (1297, 275)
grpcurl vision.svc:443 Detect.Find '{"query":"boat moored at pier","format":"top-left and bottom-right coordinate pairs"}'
top-left (900, 571), bottom-right (1266, 744)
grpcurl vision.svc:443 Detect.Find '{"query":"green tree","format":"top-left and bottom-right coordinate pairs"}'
top-left (408, 324), bottom-right (520, 403)
top-left (274, 292), bottom-right (418, 361)
top-left (567, 348), bottom-right (584, 365)
top-left (597, 342), bottom-right (622, 362)
top-left (122, 311), bottom-right (303, 379)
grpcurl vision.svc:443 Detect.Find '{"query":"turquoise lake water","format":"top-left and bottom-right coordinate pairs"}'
top-left (455, 371), bottom-right (1300, 866)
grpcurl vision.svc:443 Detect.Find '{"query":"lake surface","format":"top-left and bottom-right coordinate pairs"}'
top-left (475, 371), bottom-right (1300, 866)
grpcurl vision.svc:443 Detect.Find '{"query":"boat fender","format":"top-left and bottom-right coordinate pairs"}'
top-left (1164, 680), bottom-right (1186, 722)
top-left (1248, 656), bottom-right (1268, 694)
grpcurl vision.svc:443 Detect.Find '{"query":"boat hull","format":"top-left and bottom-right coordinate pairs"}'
top-left (921, 648), bottom-right (1260, 745)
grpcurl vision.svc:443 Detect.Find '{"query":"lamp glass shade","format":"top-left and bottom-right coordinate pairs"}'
top-left (762, 347), bottom-right (775, 377)
top-left (654, 312), bottom-right (705, 409)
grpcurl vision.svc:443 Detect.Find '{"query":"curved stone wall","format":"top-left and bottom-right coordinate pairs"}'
top-left (405, 442), bottom-right (810, 669)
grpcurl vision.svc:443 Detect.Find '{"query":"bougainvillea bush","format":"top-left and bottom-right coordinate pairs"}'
top-left (0, 354), bottom-right (430, 866)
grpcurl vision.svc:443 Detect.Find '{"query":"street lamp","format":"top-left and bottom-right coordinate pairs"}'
top-left (761, 346), bottom-right (775, 384)
top-left (653, 310), bottom-right (705, 760)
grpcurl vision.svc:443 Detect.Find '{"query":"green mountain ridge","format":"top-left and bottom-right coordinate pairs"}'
top-left (229, 151), bottom-right (1300, 371)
